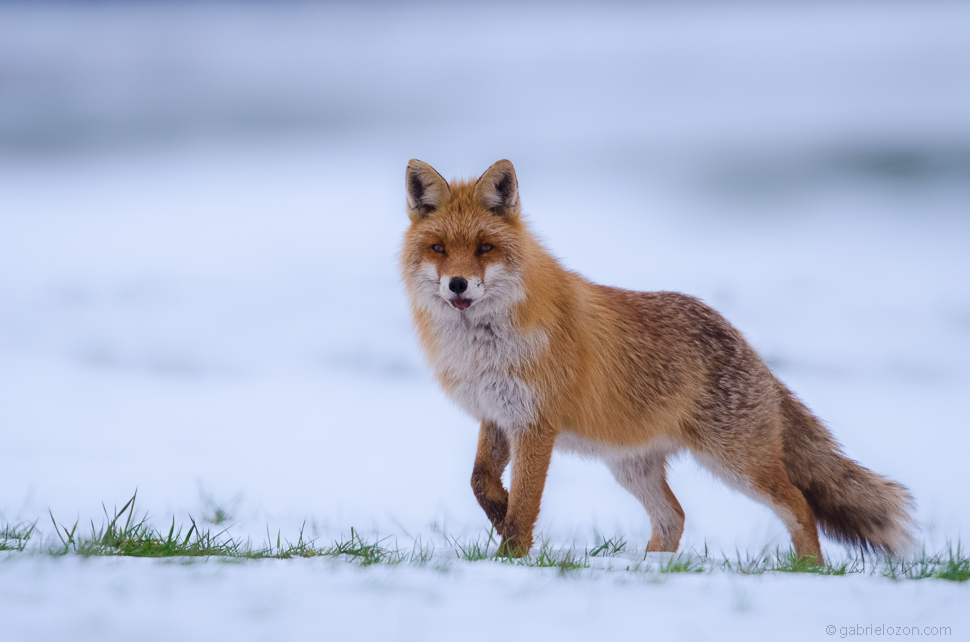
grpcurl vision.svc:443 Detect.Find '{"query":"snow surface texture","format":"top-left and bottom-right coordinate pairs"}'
top-left (1, 1), bottom-right (969, 640)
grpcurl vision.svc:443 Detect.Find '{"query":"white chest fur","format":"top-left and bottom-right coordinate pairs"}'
top-left (426, 308), bottom-right (545, 431)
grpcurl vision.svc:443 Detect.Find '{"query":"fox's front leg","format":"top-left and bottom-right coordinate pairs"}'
top-left (497, 421), bottom-right (557, 558)
top-left (471, 421), bottom-right (511, 535)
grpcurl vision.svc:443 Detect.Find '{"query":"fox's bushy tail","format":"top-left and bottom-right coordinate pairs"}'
top-left (780, 390), bottom-right (916, 555)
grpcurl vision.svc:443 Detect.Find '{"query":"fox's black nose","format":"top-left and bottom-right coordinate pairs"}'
top-left (449, 276), bottom-right (468, 294)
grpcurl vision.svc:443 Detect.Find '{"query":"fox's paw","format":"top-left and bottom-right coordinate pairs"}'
top-left (646, 538), bottom-right (680, 553)
top-left (497, 536), bottom-right (531, 558)
top-left (497, 523), bottom-right (532, 558)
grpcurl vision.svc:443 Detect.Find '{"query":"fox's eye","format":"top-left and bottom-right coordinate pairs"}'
top-left (478, 244), bottom-right (494, 254)
top-left (432, 244), bottom-right (445, 254)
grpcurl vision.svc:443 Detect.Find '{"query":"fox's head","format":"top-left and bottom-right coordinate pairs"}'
top-left (401, 159), bottom-right (527, 317)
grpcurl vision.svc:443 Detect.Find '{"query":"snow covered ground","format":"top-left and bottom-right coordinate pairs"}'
top-left (1, 1), bottom-right (969, 640)
top-left (2, 554), bottom-right (967, 642)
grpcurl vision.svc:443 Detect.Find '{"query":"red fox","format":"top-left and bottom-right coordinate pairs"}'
top-left (400, 159), bottom-right (915, 563)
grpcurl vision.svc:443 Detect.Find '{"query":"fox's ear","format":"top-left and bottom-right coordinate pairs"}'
top-left (406, 159), bottom-right (450, 219)
top-left (476, 159), bottom-right (519, 216)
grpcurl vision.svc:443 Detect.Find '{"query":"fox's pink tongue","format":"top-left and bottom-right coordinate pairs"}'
top-left (452, 297), bottom-right (471, 310)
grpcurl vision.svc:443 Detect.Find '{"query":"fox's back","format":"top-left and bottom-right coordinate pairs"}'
top-left (546, 284), bottom-right (779, 448)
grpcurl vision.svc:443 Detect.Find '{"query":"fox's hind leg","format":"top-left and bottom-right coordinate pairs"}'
top-left (471, 421), bottom-right (511, 535)
top-left (691, 421), bottom-right (824, 565)
top-left (749, 460), bottom-right (824, 564)
top-left (608, 450), bottom-right (685, 552)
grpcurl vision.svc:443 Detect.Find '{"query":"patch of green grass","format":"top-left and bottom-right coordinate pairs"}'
top-left (48, 493), bottom-right (248, 558)
top-left (260, 523), bottom-right (328, 560)
top-left (1, 521), bottom-right (37, 552)
top-left (935, 549), bottom-right (970, 582)
top-left (391, 536), bottom-right (436, 565)
top-left (658, 552), bottom-right (707, 574)
top-left (5, 493), bottom-right (969, 582)
top-left (454, 535), bottom-right (493, 562)
top-left (882, 544), bottom-right (970, 582)
top-left (446, 531), bottom-right (587, 573)
top-left (205, 506), bottom-right (234, 527)
top-left (197, 486), bottom-right (241, 526)
top-left (325, 528), bottom-right (388, 566)
top-left (515, 540), bottom-right (588, 573)
top-left (41, 494), bottom-right (403, 563)
top-left (441, 527), bottom-right (497, 561)
top-left (722, 547), bottom-right (853, 576)
top-left (712, 545), bottom-right (970, 582)
top-left (588, 535), bottom-right (626, 558)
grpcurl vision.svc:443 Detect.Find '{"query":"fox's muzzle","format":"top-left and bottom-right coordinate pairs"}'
top-left (449, 277), bottom-right (468, 294)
